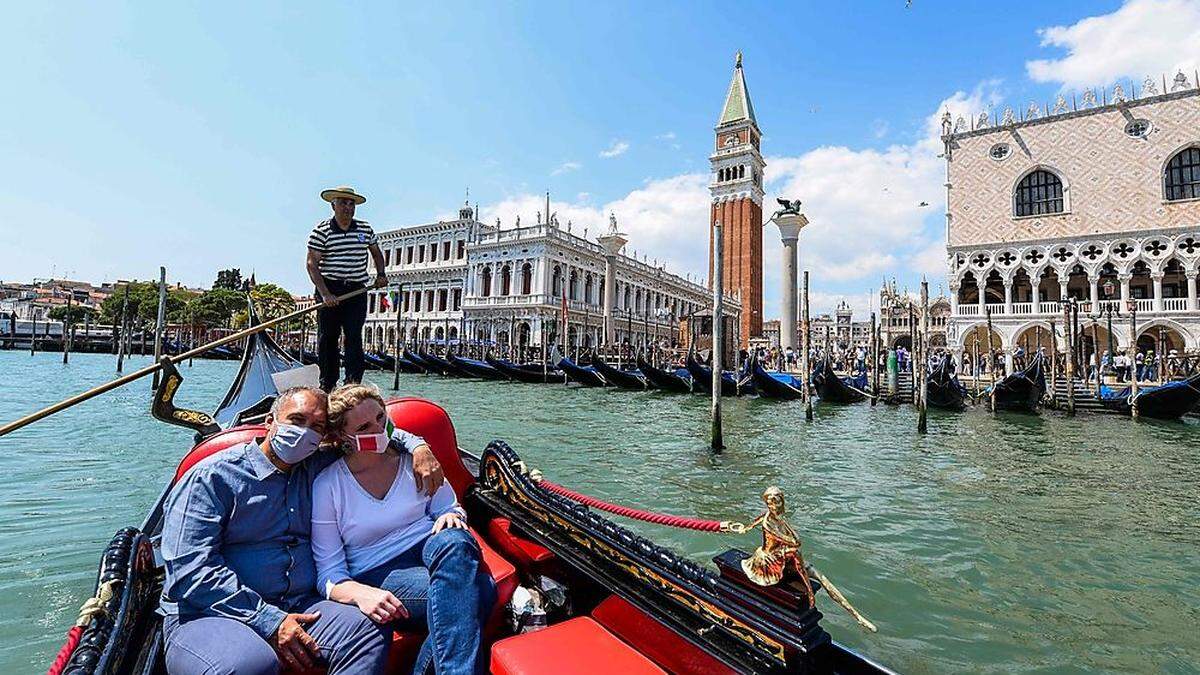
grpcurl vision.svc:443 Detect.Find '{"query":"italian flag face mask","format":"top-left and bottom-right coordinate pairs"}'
top-left (353, 419), bottom-right (394, 454)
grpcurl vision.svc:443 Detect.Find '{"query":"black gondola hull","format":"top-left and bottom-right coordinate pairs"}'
top-left (592, 356), bottom-right (648, 390)
top-left (636, 356), bottom-right (692, 393)
top-left (557, 357), bottom-right (608, 387)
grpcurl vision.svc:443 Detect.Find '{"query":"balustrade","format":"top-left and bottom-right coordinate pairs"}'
top-left (1010, 302), bottom-right (1033, 315)
top-left (1163, 297), bottom-right (1188, 311)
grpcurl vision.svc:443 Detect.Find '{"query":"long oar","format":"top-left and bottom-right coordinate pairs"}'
top-left (0, 287), bottom-right (369, 438)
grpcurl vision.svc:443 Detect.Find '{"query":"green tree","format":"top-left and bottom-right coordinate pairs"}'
top-left (184, 288), bottom-right (245, 329)
top-left (231, 283), bottom-right (296, 328)
top-left (100, 282), bottom-right (195, 325)
top-left (214, 268), bottom-right (243, 291)
top-left (49, 305), bottom-right (97, 325)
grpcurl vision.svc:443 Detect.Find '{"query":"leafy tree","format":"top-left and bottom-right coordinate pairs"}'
top-left (99, 281), bottom-right (195, 325)
top-left (230, 283), bottom-right (296, 328)
top-left (184, 288), bottom-right (245, 329)
top-left (49, 305), bottom-right (97, 325)
top-left (214, 268), bottom-right (243, 291)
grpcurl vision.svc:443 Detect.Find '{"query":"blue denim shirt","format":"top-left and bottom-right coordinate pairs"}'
top-left (159, 431), bottom-right (428, 638)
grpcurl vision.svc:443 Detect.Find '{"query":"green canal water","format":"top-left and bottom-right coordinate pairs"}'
top-left (0, 351), bottom-right (1197, 673)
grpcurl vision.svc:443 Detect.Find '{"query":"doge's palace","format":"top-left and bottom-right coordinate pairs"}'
top-left (941, 73), bottom-right (1200, 363)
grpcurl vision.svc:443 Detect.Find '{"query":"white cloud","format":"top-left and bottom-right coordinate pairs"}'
top-left (599, 140), bottom-right (630, 158)
top-left (551, 161), bottom-right (581, 176)
top-left (870, 119), bottom-right (889, 139)
top-left (576, 192), bottom-right (591, 202)
top-left (1026, 0), bottom-right (1200, 89)
top-left (656, 131), bottom-right (676, 140)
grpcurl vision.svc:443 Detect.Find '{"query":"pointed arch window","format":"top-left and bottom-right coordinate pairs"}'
top-left (1014, 170), bottom-right (1064, 217)
top-left (1164, 146), bottom-right (1200, 201)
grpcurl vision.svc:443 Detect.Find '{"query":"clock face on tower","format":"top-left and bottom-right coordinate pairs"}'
top-left (722, 133), bottom-right (739, 148)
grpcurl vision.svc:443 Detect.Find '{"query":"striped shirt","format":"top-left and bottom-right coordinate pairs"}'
top-left (307, 218), bottom-right (377, 283)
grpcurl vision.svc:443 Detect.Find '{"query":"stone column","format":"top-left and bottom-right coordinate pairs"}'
top-left (597, 229), bottom-right (627, 345)
top-left (1059, 281), bottom-right (1070, 304)
top-left (1151, 273), bottom-right (1164, 312)
top-left (949, 283), bottom-right (959, 315)
top-left (1187, 272), bottom-right (1198, 311)
top-left (1089, 275), bottom-right (1099, 309)
top-left (1119, 274), bottom-right (1132, 303)
top-left (976, 278), bottom-right (986, 312)
top-left (773, 213), bottom-right (808, 352)
top-left (1003, 279), bottom-right (1012, 315)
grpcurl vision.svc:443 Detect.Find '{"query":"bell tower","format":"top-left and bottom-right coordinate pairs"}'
top-left (709, 51), bottom-right (764, 347)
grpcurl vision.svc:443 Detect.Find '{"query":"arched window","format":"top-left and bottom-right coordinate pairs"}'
top-left (481, 266), bottom-right (492, 298)
top-left (500, 265), bottom-right (511, 296)
top-left (584, 274), bottom-right (594, 304)
top-left (552, 266), bottom-right (563, 297)
top-left (1165, 146), bottom-right (1200, 201)
top-left (1014, 170), bottom-right (1064, 217)
top-left (568, 270), bottom-right (579, 301)
top-left (520, 263), bottom-right (532, 295)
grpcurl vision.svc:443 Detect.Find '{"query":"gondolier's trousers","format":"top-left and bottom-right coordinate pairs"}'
top-left (317, 279), bottom-right (369, 391)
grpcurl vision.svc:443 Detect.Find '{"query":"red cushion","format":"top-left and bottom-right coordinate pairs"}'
top-left (490, 617), bottom-right (666, 675)
top-left (591, 595), bottom-right (736, 675)
top-left (385, 397), bottom-right (475, 499)
top-left (486, 518), bottom-right (554, 570)
top-left (172, 424), bottom-right (266, 484)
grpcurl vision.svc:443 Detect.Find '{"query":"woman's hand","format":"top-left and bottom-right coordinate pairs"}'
top-left (432, 512), bottom-right (468, 533)
top-left (352, 585), bottom-right (408, 624)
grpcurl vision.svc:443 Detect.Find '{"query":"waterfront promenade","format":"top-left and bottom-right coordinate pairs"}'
top-left (1, 351), bottom-right (1197, 672)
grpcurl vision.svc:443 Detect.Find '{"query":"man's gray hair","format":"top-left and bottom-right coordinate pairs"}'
top-left (271, 386), bottom-right (328, 416)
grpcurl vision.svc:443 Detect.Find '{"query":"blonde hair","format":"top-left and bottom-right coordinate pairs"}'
top-left (327, 383), bottom-right (387, 438)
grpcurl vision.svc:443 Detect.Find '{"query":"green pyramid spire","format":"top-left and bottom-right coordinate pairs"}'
top-left (718, 51), bottom-right (757, 127)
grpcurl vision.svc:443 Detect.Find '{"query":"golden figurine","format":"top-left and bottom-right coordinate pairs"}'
top-left (739, 486), bottom-right (878, 632)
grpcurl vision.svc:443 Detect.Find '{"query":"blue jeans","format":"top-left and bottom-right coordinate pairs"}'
top-left (163, 599), bottom-right (390, 675)
top-left (357, 528), bottom-right (497, 675)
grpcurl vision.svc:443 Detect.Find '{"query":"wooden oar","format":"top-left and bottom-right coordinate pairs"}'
top-left (0, 287), bottom-right (369, 438)
top-left (807, 564), bottom-right (877, 633)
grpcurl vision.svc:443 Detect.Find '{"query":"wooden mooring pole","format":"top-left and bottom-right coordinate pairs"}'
top-left (1129, 306), bottom-right (1140, 420)
top-left (392, 284), bottom-right (403, 391)
top-left (152, 267), bottom-right (167, 389)
top-left (802, 270), bottom-right (812, 421)
top-left (917, 280), bottom-right (929, 433)
top-left (1063, 302), bottom-right (1075, 415)
top-left (870, 311), bottom-right (878, 406)
top-left (62, 291), bottom-right (73, 364)
top-left (116, 285), bottom-right (129, 373)
top-left (711, 220), bottom-right (725, 450)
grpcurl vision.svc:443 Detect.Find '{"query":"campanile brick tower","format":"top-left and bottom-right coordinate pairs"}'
top-left (709, 51), bottom-right (764, 348)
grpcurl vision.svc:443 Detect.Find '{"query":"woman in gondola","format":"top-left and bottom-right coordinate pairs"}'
top-left (312, 384), bottom-right (496, 675)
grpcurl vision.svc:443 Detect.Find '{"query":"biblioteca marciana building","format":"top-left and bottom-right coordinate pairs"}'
top-left (360, 201), bottom-right (730, 353)
top-left (942, 73), bottom-right (1200, 362)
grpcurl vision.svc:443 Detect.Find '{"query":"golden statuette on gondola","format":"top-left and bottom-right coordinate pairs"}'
top-left (740, 486), bottom-right (878, 632)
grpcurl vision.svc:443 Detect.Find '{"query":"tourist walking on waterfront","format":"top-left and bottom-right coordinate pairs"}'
top-left (307, 186), bottom-right (389, 392)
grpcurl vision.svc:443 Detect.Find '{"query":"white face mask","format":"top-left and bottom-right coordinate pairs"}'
top-left (270, 423), bottom-right (322, 464)
top-left (352, 432), bottom-right (391, 454)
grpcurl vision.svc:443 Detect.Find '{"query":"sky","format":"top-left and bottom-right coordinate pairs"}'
top-left (2, 0), bottom-right (1199, 317)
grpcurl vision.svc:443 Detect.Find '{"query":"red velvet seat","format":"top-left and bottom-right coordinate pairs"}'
top-left (591, 595), bottom-right (736, 675)
top-left (490, 617), bottom-right (666, 675)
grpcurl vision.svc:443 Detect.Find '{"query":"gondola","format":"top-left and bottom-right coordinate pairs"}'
top-left (985, 353), bottom-right (1046, 413)
top-left (1097, 372), bottom-right (1200, 420)
top-left (393, 350), bottom-right (428, 374)
top-left (811, 359), bottom-right (867, 404)
top-left (49, 310), bottom-right (895, 675)
top-left (925, 355), bottom-right (967, 411)
top-left (557, 354), bottom-right (608, 387)
top-left (206, 343), bottom-right (242, 360)
top-left (288, 347), bottom-right (320, 366)
top-left (485, 354), bottom-right (563, 384)
top-left (591, 353), bottom-right (648, 390)
top-left (364, 351), bottom-right (395, 371)
top-left (635, 354), bottom-right (694, 393)
top-left (448, 351), bottom-right (507, 380)
top-left (418, 349), bottom-right (468, 377)
top-left (750, 351), bottom-right (806, 400)
top-left (685, 350), bottom-right (741, 397)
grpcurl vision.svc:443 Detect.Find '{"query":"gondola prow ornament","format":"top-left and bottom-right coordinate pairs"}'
top-left (738, 487), bottom-right (878, 633)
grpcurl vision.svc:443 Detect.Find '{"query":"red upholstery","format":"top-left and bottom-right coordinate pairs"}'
top-left (486, 518), bottom-right (554, 571)
top-left (173, 425), bottom-right (266, 484)
top-left (591, 595), bottom-right (737, 675)
top-left (490, 617), bottom-right (666, 675)
top-left (385, 397), bottom-right (475, 498)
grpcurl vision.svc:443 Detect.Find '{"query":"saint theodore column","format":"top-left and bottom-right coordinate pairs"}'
top-left (773, 210), bottom-right (808, 353)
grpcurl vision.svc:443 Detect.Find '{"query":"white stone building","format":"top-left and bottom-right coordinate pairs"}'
top-left (941, 75), bottom-right (1200, 361)
top-left (362, 204), bottom-right (729, 354)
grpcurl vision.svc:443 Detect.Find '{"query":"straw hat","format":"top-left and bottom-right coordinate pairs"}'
top-left (320, 185), bottom-right (367, 205)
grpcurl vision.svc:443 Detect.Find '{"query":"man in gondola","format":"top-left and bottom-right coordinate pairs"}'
top-left (306, 186), bottom-right (389, 392)
top-left (159, 386), bottom-right (445, 674)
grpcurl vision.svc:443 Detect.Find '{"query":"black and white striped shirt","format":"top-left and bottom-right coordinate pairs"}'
top-left (307, 218), bottom-right (377, 283)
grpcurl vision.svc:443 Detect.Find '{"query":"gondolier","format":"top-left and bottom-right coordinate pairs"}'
top-left (306, 186), bottom-right (388, 392)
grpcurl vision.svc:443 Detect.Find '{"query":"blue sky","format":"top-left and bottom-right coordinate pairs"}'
top-left (3, 0), bottom-right (1197, 316)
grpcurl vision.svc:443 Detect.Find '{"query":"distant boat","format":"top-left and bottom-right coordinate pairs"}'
top-left (685, 350), bottom-right (741, 397)
top-left (557, 354), bottom-right (608, 387)
top-left (811, 359), bottom-right (866, 404)
top-left (925, 356), bottom-right (967, 411)
top-left (419, 350), bottom-right (467, 377)
top-left (1097, 372), bottom-right (1200, 420)
top-left (749, 352), bottom-right (805, 400)
top-left (985, 354), bottom-right (1046, 413)
top-left (486, 355), bottom-right (562, 383)
top-left (592, 353), bottom-right (648, 390)
top-left (448, 351), bottom-right (506, 380)
top-left (636, 354), bottom-right (693, 393)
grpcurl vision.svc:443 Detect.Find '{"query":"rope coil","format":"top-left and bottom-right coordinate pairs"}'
top-left (47, 580), bottom-right (118, 675)
top-left (533, 475), bottom-right (743, 533)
